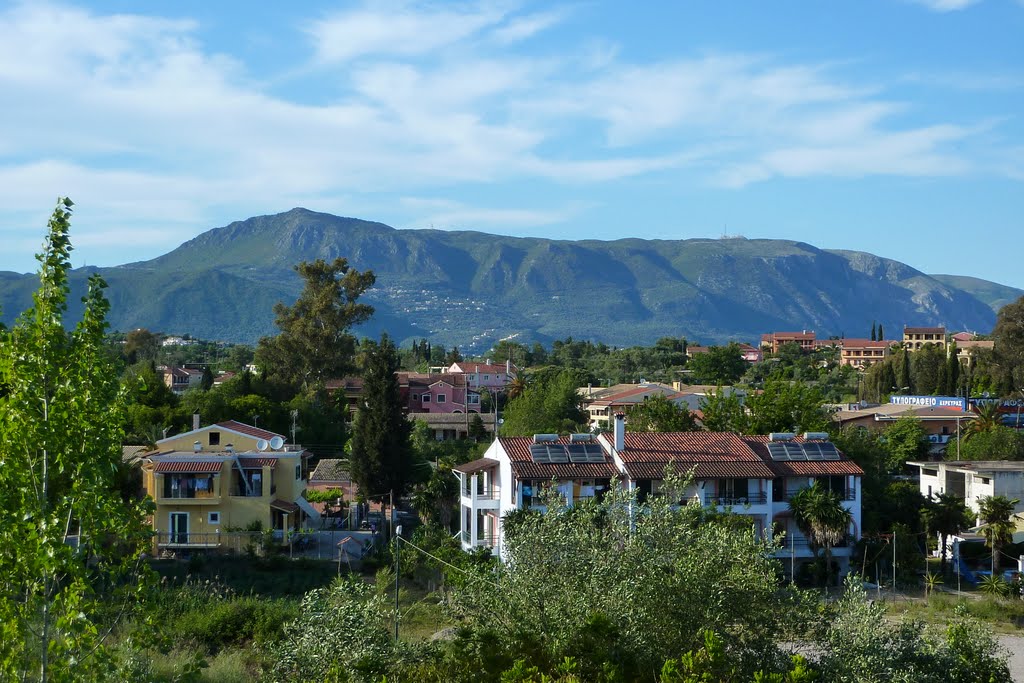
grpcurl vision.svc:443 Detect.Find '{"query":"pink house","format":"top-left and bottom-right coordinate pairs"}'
top-left (447, 359), bottom-right (516, 392)
top-left (404, 372), bottom-right (479, 414)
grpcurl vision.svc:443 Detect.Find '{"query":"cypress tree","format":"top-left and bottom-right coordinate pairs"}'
top-left (349, 334), bottom-right (413, 498)
top-left (878, 324), bottom-right (884, 341)
top-left (871, 322), bottom-right (877, 342)
top-left (900, 349), bottom-right (913, 394)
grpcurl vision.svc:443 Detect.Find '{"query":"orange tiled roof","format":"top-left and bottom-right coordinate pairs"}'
top-left (216, 420), bottom-right (283, 441)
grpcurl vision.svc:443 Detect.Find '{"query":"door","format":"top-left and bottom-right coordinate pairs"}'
top-left (169, 512), bottom-right (189, 545)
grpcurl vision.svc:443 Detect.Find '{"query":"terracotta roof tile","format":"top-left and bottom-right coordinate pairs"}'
top-left (499, 436), bottom-right (620, 480)
top-left (237, 457), bottom-right (278, 468)
top-left (742, 436), bottom-right (864, 477)
top-left (512, 461), bottom-right (619, 479)
top-left (310, 459), bottom-right (351, 483)
top-left (216, 420), bottom-right (283, 441)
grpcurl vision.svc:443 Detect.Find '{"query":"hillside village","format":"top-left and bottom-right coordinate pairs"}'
top-left (6, 205), bottom-right (1024, 681)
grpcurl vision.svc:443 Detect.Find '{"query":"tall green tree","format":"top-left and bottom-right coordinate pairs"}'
top-left (685, 343), bottom-right (746, 385)
top-left (627, 394), bottom-right (699, 433)
top-left (788, 482), bottom-right (853, 587)
top-left (123, 327), bottom-right (160, 363)
top-left (349, 334), bottom-right (413, 497)
top-left (991, 295), bottom-right (1024, 393)
top-left (500, 368), bottom-right (588, 436)
top-left (977, 494), bottom-right (1020, 575)
top-left (880, 416), bottom-right (930, 472)
top-left (697, 387), bottom-right (748, 434)
top-left (255, 257), bottom-right (375, 393)
top-left (744, 381), bottom-right (830, 435)
top-left (0, 199), bottom-right (150, 682)
top-left (959, 425), bottom-right (1024, 461)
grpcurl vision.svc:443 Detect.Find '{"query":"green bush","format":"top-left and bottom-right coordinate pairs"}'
top-left (173, 597), bottom-right (298, 651)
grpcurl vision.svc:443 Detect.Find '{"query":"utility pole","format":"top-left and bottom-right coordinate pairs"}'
top-left (893, 529), bottom-right (897, 595)
top-left (394, 524), bottom-right (402, 642)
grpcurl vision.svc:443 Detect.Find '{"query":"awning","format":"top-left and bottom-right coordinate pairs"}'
top-left (453, 457), bottom-right (500, 475)
top-left (238, 457), bottom-right (277, 468)
top-left (271, 499), bottom-right (300, 514)
top-left (153, 460), bottom-right (223, 474)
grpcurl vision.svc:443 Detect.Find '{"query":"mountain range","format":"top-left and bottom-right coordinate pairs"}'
top-left (1, 208), bottom-right (1019, 352)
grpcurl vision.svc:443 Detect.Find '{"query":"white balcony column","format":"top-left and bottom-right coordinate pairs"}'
top-left (470, 474), bottom-right (479, 547)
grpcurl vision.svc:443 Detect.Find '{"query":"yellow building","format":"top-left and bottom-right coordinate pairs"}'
top-left (902, 326), bottom-right (946, 351)
top-left (143, 420), bottom-right (314, 550)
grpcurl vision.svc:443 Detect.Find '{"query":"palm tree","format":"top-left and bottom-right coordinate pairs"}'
top-left (506, 372), bottom-right (528, 402)
top-left (789, 482), bottom-right (853, 588)
top-left (921, 493), bottom-right (972, 577)
top-left (977, 494), bottom-right (1019, 576)
top-left (964, 402), bottom-right (1002, 440)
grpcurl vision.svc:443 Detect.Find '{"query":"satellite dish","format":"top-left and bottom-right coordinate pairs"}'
top-left (269, 435), bottom-right (284, 450)
top-left (256, 439), bottom-right (269, 452)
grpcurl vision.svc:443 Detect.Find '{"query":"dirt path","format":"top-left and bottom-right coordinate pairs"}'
top-left (1000, 635), bottom-right (1024, 682)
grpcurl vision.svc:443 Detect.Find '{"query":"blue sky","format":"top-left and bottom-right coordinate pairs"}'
top-left (1, 0), bottom-right (1021, 287)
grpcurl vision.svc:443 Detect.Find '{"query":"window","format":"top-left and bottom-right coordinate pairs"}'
top-left (208, 512), bottom-right (220, 525)
top-left (468, 394), bottom-right (480, 404)
top-left (412, 394), bottom-right (419, 401)
top-left (437, 394), bottom-right (447, 403)
top-left (422, 394), bottom-right (431, 403)
top-left (163, 474), bottom-right (215, 499)
top-left (209, 431), bottom-right (220, 446)
top-left (483, 375), bottom-right (490, 381)
top-left (295, 464), bottom-right (302, 479)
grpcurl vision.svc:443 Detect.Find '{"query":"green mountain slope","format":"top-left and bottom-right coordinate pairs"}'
top-left (0, 208), bottom-right (1009, 350)
top-left (928, 274), bottom-right (1023, 313)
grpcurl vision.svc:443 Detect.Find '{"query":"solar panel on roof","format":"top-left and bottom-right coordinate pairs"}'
top-left (548, 446), bottom-right (570, 463)
top-left (803, 442), bottom-right (841, 461)
top-left (767, 443), bottom-right (790, 461)
top-left (530, 444), bottom-right (551, 463)
top-left (584, 444), bottom-right (606, 463)
top-left (566, 444), bottom-right (588, 463)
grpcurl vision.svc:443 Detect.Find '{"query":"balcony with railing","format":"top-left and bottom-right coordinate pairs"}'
top-left (704, 492), bottom-right (768, 507)
top-left (460, 531), bottom-right (496, 549)
top-left (460, 478), bottom-right (501, 509)
top-left (777, 488), bottom-right (856, 502)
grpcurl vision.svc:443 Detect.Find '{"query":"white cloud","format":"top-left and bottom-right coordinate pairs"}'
top-left (306, 1), bottom-right (510, 64)
top-left (491, 8), bottom-right (567, 43)
top-left (908, 0), bottom-right (981, 11)
top-left (399, 197), bottom-right (587, 229)
top-left (0, 1), bottom-right (1012, 270)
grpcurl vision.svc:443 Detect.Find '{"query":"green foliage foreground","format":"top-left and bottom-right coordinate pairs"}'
top-left (0, 200), bottom-right (151, 682)
top-left (225, 476), bottom-right (1012, 682)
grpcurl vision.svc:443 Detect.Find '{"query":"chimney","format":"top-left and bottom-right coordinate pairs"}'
top-left (192, 412), bottom-right (200, 431)
top-left (613, 412), bottom-right (625, 453)
top-left (193, 440), bottom-right (202, 453)
top-left (486, 358), bottom-right (491, 365)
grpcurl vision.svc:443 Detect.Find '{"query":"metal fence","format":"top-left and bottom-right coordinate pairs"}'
top-left (151, 529), bottom-right (382, 563)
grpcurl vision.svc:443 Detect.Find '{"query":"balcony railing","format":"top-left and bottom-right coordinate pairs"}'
top-left (463, 486), bottom-right (499, 500)
top-left (705, 492), bottom-right (768, 506)
top-left (460, 531), bottom-right (496, 548)
top-left (163, 488), bottom-right (218, 500)
top-left (779, 488), bottom-right (855, 502)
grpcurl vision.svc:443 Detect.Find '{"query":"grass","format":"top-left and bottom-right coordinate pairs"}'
top-left (883, 589), bottom-right (1024, 633)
